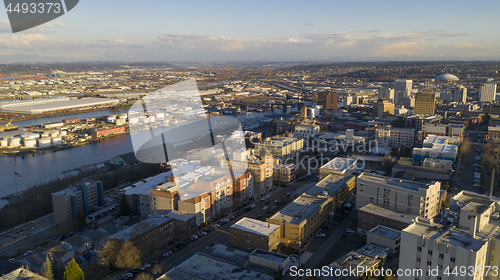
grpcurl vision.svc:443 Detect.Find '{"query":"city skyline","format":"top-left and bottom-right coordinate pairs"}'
top-left (0, 0), bottom-right (500, 62)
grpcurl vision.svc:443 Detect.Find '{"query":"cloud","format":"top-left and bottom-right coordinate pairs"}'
top-left (0, 29), bottom-right (496, 62)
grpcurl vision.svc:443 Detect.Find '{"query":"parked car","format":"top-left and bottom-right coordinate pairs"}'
top-left (316, 233), bottom-right (326, 237)
top-left (263, 206), bottom-right (268, 210)
top-left (346, 229), bottom-right (355, 234)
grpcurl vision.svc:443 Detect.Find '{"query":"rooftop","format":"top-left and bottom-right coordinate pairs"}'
top-left (368, 225), bottom-right (401, 240)
top-left (359, 203), bottom-right (417, 225)
top-left (269, 195), bottom-right (329, 225)
top-left (109, 216), bottom-right (173, 241)
top-left (305, 174), bottom-right (354, 198)
top-left (250, 249), bottom-right (289, 264)
top-left (357, 172), bottom-right (438, 192)
top-left (158, 253), bottom-right (273, 280)
top-left (231, 218), bottom-right (280, 237)
top-left (123, 171), bottom-right (172, 196)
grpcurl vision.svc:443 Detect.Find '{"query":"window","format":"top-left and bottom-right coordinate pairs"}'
top-left (439, 253), bottom-right (443, 259)
top-left (427, 261), bottom-right (432, 266)
top-left (428, 250), bottom-right (432, 255)
top-left (450, 257), bottom-right (455, 262)
top-left (416, 257), bottom-right (421, 262)
top-left (417, 247), bottom-right (421, 252)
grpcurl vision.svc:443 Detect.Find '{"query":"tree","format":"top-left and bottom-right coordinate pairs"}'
top-left (152, 264), bottom-right (164, 276)
top-left (115, 241), bottom-right (141, 269)
top-left (42, 254), bottom-right (54, 280)
top-left (482, 113), bottom-right (491, 126)
top-left (63, 259), bottom-right (84, 280)
top-left (98, 239), bottom-right (120, 268)
top-left (136, 273), bottom-right (154, 280)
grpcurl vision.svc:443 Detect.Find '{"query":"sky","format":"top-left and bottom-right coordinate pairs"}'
top-left (0, 0), bottom-right (500, 62)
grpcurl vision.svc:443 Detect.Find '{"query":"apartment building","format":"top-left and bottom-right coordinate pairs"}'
top-left (108, 216), bottom-right (175, 257)
top-left (52, 179), bottom-right (104, 224)
top-left (267, 194), bottom-right (330, 249)
top-left (356, 173), bottom-right (441, 218)
top-left (319, 157), bottom-right (357, 179)
top-left (412, 138), bottom-right (458, 164)
top-left (325, 92), bottom-right (339, 110)
top-left (226, 149), bottom-right (273, 196)
top-left (230, 218), bottom-right (281, 252)
top-left (375, 127), bottom-right (415, 148)
top-left (232, 171), bottom-right (254, 204)
top-left (357, 203), bottom-right (417, 234)
top-left (273, 163), bottom-right (296, 184)
top-left (254, 135), bottom-right (303, 163)
top-left (453, 85), bottom-right (467, 103)
top-left (306, 174), bottom-right (356, 210)
top-left (422, 123), bottom-right (464, 141)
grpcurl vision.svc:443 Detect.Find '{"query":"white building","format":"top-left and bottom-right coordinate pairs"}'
top-left (479, 83), bottom-right (497, 102)
top-left (453, 85), bottom-right (467, 103)
top-left (356, 173), bottom-right (441, 218)
top-left (378, 88), bottom-right (395, 102)
top-left (375, 127), bottom-right (415, 148)
top-left (395, 80), bottom-right (413, 105)
top-left (399, 191), bottom-right (500, 280)
top-left (293, 122), bottom-right (320, 139)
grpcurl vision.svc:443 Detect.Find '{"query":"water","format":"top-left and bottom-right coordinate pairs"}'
top-left (0, 106), bottom-right (296, 198)
top-left (0, 134), bottom-right (133, 198)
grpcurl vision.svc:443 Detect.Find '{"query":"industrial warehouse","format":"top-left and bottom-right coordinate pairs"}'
top-left (0, 97), bottom-right (121, 114)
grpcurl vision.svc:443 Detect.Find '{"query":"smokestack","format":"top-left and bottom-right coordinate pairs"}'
top-left (469, 216), bottom-right (477, 238)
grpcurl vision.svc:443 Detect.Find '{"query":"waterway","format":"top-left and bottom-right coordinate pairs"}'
top-left (0, 106), bottom-right (296, 199)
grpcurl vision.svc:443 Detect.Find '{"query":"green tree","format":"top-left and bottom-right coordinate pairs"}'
top-left (42, 254), bottom-right (54, 280)
top-left (115, 241), bottom-right (141, 269)
top-left (63, 259), bottom-right (84, 280)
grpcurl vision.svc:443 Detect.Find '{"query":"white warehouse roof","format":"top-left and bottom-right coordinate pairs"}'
top-left (1, 98), bottom-right (120, 114)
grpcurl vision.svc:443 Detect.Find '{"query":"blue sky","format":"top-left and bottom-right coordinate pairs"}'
top-left (1, 0), bottom-right (500, 62)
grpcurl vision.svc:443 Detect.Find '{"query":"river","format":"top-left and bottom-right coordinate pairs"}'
top-left (0, 106), bottom-right (296, 199)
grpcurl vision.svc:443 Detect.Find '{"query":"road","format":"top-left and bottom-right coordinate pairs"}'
top-left (0, 214), bottom-right (55, 249)
top-left (453, 131), bottom-right (486, 195)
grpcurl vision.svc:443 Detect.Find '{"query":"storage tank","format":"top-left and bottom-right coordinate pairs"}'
top-left (38, 138), bottom-right (51, 148)
top-left (138, 116), bottom-right (146, 123)
top-left (107, 115), bottom-right (117, 122)
top-left (149, 116), bottom-right (156, 123)
top-left (10, 137), bottom-right (21, 146)
top-left (115, 119), bottom-right (126, 126)
top-left (155, 112), bottom-right (165, 119)
top-left (118, 113), bottom-right (127, 119)
top-left (128, 117), bottom-right (139, 124)
top-left (59, 130), bottom-right (67, 136)
top-left (24, 139), bottom-right (37, 148)
top-left (0, 138), bottom-right (9, 146)
top-left (41, 133), bottom-right (49, 138)
top-left (51, 136), bottom-right (62, 145)
top-left (48, 131), bottom-right (59, 137)
top-left (21, 133), bottom-right (39, 140)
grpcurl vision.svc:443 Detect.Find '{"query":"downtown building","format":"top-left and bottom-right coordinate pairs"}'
top-left (479, 82), bottom-right (497, 102)
top-left (399, 191), bottom-right (500, 280)
top-left (230, 218), bottom-right (281, 252)
top-left (422, 123), bottom-right (465, 141)
top-left (375, 127), bottom-right (415, 149)
top-left (378, 88), bottom-right (395, 103)
top-left (356, 173), bottom-right (441, 219)
top-left (414, 91), bottom-right (436, 115)
top-left (254, 135), bottom-right (303, 164)
top-left (395, 80), bottom-right (413, 105)
top-left (453, 85), bottom-right (467, 103)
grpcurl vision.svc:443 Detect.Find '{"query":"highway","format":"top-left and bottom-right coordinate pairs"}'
top-left (0, 214), bottom-right (55, 249)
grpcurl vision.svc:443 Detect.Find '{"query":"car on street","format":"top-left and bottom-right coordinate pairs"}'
top-left (263, 206), bottom-right (268, 210)
top-left (315, 233), bottom-right (326, 237)
top-left (346, 229), bottom-right (355, 234)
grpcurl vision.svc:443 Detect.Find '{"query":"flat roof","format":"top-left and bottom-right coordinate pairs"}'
top-left (159, 253), bottom-right (273, 280)
top-left (124, 171), bottom-right (172, 195)
top-left (368, 225), bottom-right (401, 240)
top-left (359, 203), bottom-right (417, 225)
top-left (305, 174), bottom-right (354, 198)
top-left (250, 249), bottom-right (289, 264)
top-left (404, 221), bottom-right (487, 251)
top-left (357, 172), bottom-right (438, 192)
top-left (231, 218), bottom-right (280, 236)
top-left (1, 98), bottom-right (120, 113)
top-left (109, 215), bottom-right (173, 241)
top-left (462, 201), bottom-right (492, 215)
top-left (269, 195), bottom-right (329, 225)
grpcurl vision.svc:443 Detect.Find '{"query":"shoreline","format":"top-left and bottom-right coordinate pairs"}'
top-left (0, 104), bottom-right (133, 125)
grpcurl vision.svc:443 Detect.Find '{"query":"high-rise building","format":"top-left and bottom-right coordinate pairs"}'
top-left (378, 88), bottom-right (395, 102)
top-left (373, 99), bottom-right (395, 117)
top-left (395, 80), bottom-right (412, 105)
top-left (52, 179), bottom-right (104, 224)
top-left (375, 127), bottom-right (415, 148)
top-left (453, 85), bottom-right (467, 103)
top-left (414, 92), bottom-right (435, 115)
top-left (479, 82), bottom-right (497, 102)
top-left (325, 92), bottom-right (339, 110)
